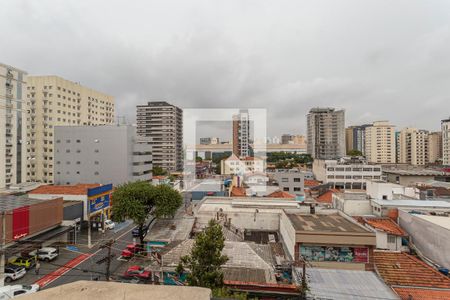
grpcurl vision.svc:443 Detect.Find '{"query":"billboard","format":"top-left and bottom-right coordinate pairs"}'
top-left (87, 184), bottom-right (113, 214)
top-left (300, 245), bottom-right (368, 263)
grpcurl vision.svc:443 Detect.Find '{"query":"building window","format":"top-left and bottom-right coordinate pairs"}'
top-left (293, 178), bottom-right (301, 182)
top-left (281, 178), bottom-right (288, 182)
top-left (94, 172), bottom-right (99, 175)
top-left (94, 149), bottom-right (99, 153)
top-left (283, 187), bottom-right (289, 191)
top-left (294, 187), bottom-right (301, 192)
top-left (94, 161), bottom-right (99, 165)
top-left (387, 235), bottom-right (396, 244)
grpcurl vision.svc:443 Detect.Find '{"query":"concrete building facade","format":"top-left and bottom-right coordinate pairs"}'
top-left (54, 125), bottom-right (152, 186)
top-left (443, 118), bottom-right (450, 166)
top-left (0, 63), bottom-right (27, 190)
top-left (26, 76), bottom-right (115, 184)
top-left (364, 121), bottom-right (396, 164)
top-left (307, 108), bottom-right (345, 159)
top-left (136, 101), bottom-right (183, 172)
top-left (272, 170), bottom-right (305, 196)
top-left (398, 128), bottom-right (429, 166)
top-left (313, 157), bottom-right (382, 190)
top-left (345, 125), bottom-right (370, 155)
top-left (232, 109), bottom-right (250, 158)
top-left (428, 131), bottom-right (442, 164)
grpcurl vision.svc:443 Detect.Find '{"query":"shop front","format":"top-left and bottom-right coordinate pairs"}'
top-left (86, 184), bottom-right (113, 247)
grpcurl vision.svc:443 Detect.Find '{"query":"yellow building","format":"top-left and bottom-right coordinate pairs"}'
top-left (365, 121), bottom-right (396, 164)
top-left (26, 76), bottom-right (115, 183)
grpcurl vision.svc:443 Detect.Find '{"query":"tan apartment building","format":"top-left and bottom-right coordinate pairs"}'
top-left (26, 76), bottom-right (115, 183)
top-left (443, 118), bottom-right (450, 166)
top-left (0, 63), bottom-right (27, 190)
top-left (398, 128), bottom-right (429, 166)
top-left (365, 121), bottom-right (396, 164)
top-left (428, 131), bottom-right (442, 164)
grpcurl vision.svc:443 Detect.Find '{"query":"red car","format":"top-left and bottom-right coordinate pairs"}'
top-left (123, 266), bottom-right (151, 280)
top-left (121, 244), bottom-right (144, 259)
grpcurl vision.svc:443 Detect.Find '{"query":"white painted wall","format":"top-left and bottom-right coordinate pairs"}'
top-left (279, 211), bottom-right (296, 259)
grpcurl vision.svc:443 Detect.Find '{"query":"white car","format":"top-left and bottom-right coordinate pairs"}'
top-left (0, 284), bottom-right (39, 299)
top-left (4, 265), bottom-right (26, 283)
top-left (29, 247), bottom-right (59, 262)
top-left (105, 219), bottom-right (115, 230)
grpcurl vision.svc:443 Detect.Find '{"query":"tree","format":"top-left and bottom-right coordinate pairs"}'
top-left (152, 166), bottom-right (168, 176)
top-left (196, 156), bottom-right (203, 162)
top-left (180, 219), bottom-right (228, 289)
top-left (347, 149), bottom-right (363, 157)
top-left (112, 181), bottom-right (182, 244)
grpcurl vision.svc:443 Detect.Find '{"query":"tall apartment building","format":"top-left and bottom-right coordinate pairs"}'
top-left (307, 107), bottom-right (345, 159)
top-left (136, 101), bottom-right (183, 172)
top-left (200, 137), bottom-right (219, 145)
top-left (232, 109), bottom-right (250, 158)
top-left (398, 128), bottom-right (429, 166)
top-left (54, 125), bottom-right (152, 186)
top-left (26, 76), bottom-right (115, 183)
top-left (443, 118), bottom-right (450, 166)
top-left (0, 63), bottom-right (27, 189)
top-left (364, 121), bottom-right (396, 164)
top-left (345, 125), bottom-right (370, 155)
top-left (428, 132), bottom-right (442, 164)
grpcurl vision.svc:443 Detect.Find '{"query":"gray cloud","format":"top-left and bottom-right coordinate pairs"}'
top-left (2, 0), bottom-right (450, 137)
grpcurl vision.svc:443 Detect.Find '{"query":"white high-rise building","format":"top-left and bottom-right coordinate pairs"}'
top-left (0, 63), bottom-right (27, 189)
top-left (365, 121), bottom-right (396, 164)
top-left (398, 128), bottom-right (429, 166)
top-left (307, 107), bottom-right (345, 159)
top-left (443, 118), bottom-right (450, 166)
top-left (26, 76), bottom-right (115, 183)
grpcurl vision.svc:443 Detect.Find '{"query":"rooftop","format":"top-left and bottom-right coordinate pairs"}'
top-left (29, 184), bottom-right (101, 195)
top-left (0, 195), bottom-right (61, 212)
top-left (414, 214), bottom-right (450, 230)
top-left (304, 180), bottom-right (321, 187)
top-left (393, 287), bottom-right (450, 300)
top-left (230, 186), bottom-right (247, 197)
top-left (286, 213), bottom-right (369, 233)
top-left (355, 217), bottom-right (407, 236)
top-left (315, 189), bottom-right (339, 204)
top-left (266, 190), bottom-right (295, 199)
top-left (297, 268), bottom-right (399, 300)
top-left (383, 169), bottom-right (447, 176)
top-left (374, 251), bottom-right (450, 289)
top-left (371, 199), bottom-right (450, 208)
top-left (19, 281), bottom-right (211, 300)
top-left (144, 217), bottom-right (195, 243)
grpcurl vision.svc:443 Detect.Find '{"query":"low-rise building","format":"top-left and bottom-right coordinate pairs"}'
top-left (383, 168), bottom-right (450, 186)
top-left (370, 199), bottom-right (450, 217)
top-left (399, 210), bottom-right (450, 269)
top-left (220, 154), bottom-right (265, 175)
top-left (374, 251), bottom-right (450, 300)
top-left (355, 216), bottom-right (407, 251)
top-left (313, 157), bottom-right (382, 189)
top-left (282, 211), bottom-right (376, 270)
top-left (272, 170), bottom-right (305, 196)
top-left (366, 180), bottom-right (417, 200)
top-left (54, 125), bottom-right (152, 186)
top-left (332, 190), bottom-right (372, 216)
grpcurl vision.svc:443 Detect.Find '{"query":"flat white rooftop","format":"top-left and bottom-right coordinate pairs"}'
top-left (414, 214), bottom-right (450, 230)
top-left (371, 199), bottom-right (450, 208)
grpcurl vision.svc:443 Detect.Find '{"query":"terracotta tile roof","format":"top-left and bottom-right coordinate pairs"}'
top-left (357, 217), bottom-right (407, 236)
top-left (315, 189), bottom-right (338, 204)
top-left (304, 180), bottom-right (321, 187)
top-left (394, 287), bottom-right (450, 300)
top-left (153, 176), bottom-right (168, 180)
top-left (374, 251), bottom-right (450, 289)
top-left (230, 186), bottom-right (247, 197)
top-left (267, 191), bottom-right (295, 199)
top-left (29, 184), bottom-right (100, 195)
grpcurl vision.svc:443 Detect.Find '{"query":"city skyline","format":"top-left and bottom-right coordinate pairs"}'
top-left (2, 1), bottom-right (450, 136)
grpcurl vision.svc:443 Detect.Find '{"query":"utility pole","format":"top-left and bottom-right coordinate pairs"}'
top-left (97, 239), bottom-right (115, 281)
top-left (0, 212), bottom-right (6, 287)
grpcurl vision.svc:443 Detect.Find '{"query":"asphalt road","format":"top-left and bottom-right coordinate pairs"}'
top-left (43, 221), bottom-right (138, 289)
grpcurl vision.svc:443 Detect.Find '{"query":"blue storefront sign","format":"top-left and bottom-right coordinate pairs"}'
top-left (87, 184), bottom-right (113, 214)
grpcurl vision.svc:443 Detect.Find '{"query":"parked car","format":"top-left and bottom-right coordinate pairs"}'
top-left (29, 247), bottom-right (59, 262)
top-left (131, 225), bottom-right (149, 238)
top-left (0, 284), bottom-right (39, 299)
top-left (104, 219), bottom-right (115, 230)
top-left (121, 244), bottom-right (144, 259)
top-left (8, 256), bottom-right (36, 270)
top-left (123, 266), bottom-right (151, 280)
top-left (4, 265), bottom-right (26, 283)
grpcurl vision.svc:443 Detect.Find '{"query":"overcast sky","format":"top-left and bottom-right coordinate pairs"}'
top-left (2, 0), bottom-right (450, 137)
